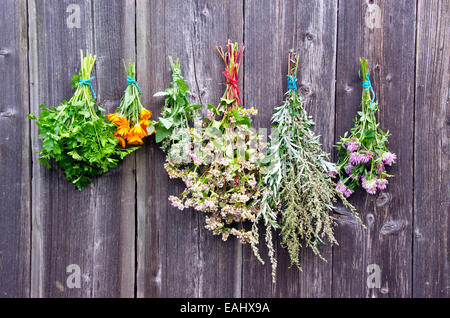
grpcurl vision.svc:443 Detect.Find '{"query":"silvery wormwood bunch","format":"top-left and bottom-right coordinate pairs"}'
top-left (252, 52), bottom-right (360, 282)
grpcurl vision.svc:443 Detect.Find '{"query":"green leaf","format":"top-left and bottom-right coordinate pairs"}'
top-left (155, 124), bottom-right (172, 143)
top-left (146, 124), bottom-right (155, 135)
top-left (231, 109), bottom-right (251, 127)
top-left (220, 97), bottom-right (235, 105)
top-left (176, 79), bottom-right (189, 94)
top-left (207, 104), bottom-right (217, 112)
top-left (159, 117), bottom-right (173, 129)
top-left (39, 157), bottom-right (52, 169)
top-left (188, 104), bottom-right (203, 110)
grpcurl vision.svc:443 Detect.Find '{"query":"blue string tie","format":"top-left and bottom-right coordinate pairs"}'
top-left (362, 73), bottom-right (375, 109)
top-left (127, 76), bottom-right (143, 95)
top-left (286, 75), bottom-right (297, 91)
top-left (78, 77), bottom-right (96, 100)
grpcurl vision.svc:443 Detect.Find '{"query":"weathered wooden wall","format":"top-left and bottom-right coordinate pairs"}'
top-left (0, 0), bottom-right (448, 298)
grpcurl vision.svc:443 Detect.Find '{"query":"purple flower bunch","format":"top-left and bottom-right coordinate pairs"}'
top-left (334, 58), bottom-right (396, 197)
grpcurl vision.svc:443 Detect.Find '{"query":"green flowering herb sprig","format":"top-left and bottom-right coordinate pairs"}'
top-left (154, 57), bottom-right (202, 155)
top-left (165, 41), bottom-right (265, 244)
top-left (335, 58), bottom-right (396, 197)
top-left (252, 51), bottom-right (359, 281)
top-left (28, 50), bottom-right (136, 190)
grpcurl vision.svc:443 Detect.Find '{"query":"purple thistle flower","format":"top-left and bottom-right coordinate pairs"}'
top-left (349, 152), bottom-right (364, 165)
top-left (346, 141), bottom-right (360, 152)
top-left (336, 180), bottom-right (353, 198)
top-left (362, 176), bottom-right (377, 195)
top-left (344, 188), bottom-right (353, 197)
top-left (345, 164), bottom-right (354, 175)
top-left (376, 178), bottom-right (388, 190)
top-left (361, 151), bottom-right (374, 163)
top-left (328, 169), bottom-right (337, 177)
top-left (381, 152), bottom-right (397, 165)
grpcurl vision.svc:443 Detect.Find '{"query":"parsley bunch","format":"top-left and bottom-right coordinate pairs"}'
top-left (29, 50), bottom-right (136, 189)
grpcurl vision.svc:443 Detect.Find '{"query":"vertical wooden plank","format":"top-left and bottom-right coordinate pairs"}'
top-left (136, 0), bottom-right (243, 297)
top-left (413, 0), bottom-right (449, 298)
top-left (242, 0), bottom-right (338, 297)
top-left (0, 0), bottom-right (30, 297)
top-left (333, 0), bottom-right (415, 297)
top-left (29, 0), bottom-right (135, 297)
top-left (90, 0), bottom-right (136, 298)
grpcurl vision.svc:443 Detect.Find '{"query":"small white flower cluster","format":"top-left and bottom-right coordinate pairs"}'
top-left (164, 111), bottom-right (264, 243)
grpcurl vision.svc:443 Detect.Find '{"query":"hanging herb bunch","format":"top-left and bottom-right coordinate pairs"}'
top-left (252, 51), bottom-right (360, 281)
top-left (154, 57), bottom-right (202, 158)
top-left (165, 40), bottom-right (265, 244)
top-left (28, 50), bottom-right (136, 189)
top-left (107, 61), bottom-right (155, 147)
top-left (335, 58), bottom-right (396, 196)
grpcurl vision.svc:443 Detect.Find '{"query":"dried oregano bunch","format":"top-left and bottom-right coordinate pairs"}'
top-left (28, 50), bottom-right (136, 189)
top-left (252, 52), bottom-right (360, 281)
top-left (335, 58), bottom-right (396, 196)
top-left (165, 41), bottom-right (264, 243)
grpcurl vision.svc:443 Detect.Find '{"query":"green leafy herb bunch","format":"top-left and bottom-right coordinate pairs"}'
top-left (28, 50), bottom-right (136, 189)
top-left (154, 57), bottom-right (202, 158)
top-left (335, 58), bottom-right (396, 197)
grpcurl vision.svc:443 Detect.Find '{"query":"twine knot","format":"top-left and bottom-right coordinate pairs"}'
top-left (127, 76), bottom-right (143, 95)
top-left (222, 70), bottom-right (242, 105)
top-left (286, 75), bottom-right (297, 91)
top-left (362, 73), bottom-right (375, 109)
top-left (78, 77), bottom-right (96, 100)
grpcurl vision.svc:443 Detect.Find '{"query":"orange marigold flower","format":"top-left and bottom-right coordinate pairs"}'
top-left (115, 136), bottom-right (126, 148)
top-left (107, 113), bottom-right (117, 122)
top-left (130, 124), bottom-right (147, 138)
top-left (117, 124), bottom-right (130, 136)
top-left (126, 134), bottom-right (143, 145)
top-left (140, 108), bottom-right (152, 120)
top-left (107, 113), bottom-right (122, 125)
top-left (115, 116), bottom-right (129, 127)
top-left (139, 119), bottom-right (150, 126)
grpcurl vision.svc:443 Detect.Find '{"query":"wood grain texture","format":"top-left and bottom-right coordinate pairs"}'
top-left (0, 0), bottom-right (30, 298)
top-left (413, 0), bottom-right (449, 298)
top-left (135, 0), bottom-right (243, 297)
top-left (242, 0), bottom-right (338, 297)
top-left (29, 0), bottom-right (135, 297)
top-left (333, 0), bottom-right (416, 298)
top-left (0, 0), bottom-right (447, 299)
